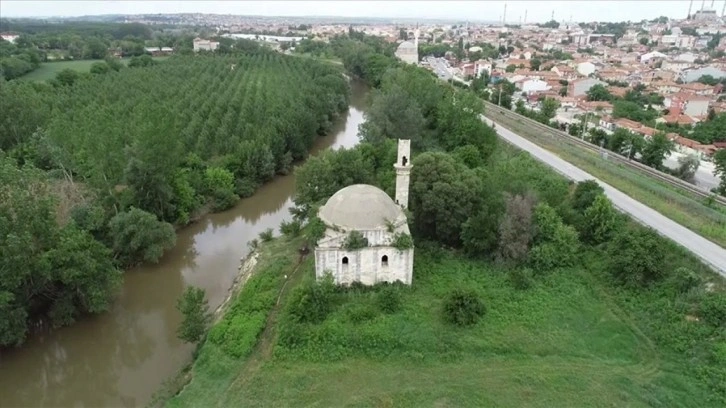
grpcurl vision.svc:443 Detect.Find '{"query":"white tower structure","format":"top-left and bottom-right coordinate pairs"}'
top-left (688, 0), bottom-right (694, 18)
top-left (394, 139), bottom-right (412, 209)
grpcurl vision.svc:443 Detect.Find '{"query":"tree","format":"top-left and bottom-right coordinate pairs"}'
top-left (581, 194), bottom-right (618, 244)
top-left (505, 64), bottom-right (517, 73)
top-left (674, 154), bottom-right (700, 183)
top-left (108, 207), bottom-right (176, 266)
top-left (497, 193), bottom-right (536, 264)
top-left (530, 58), bottom-right (542, 71)
top-left (608, 228), bottom-right (666, 287)
top-left (714, 149), bottom-right (726, 196)
top-left (89, 61), bottom-right (110, 75)
top-left (528, 203), bottom-right (579, 270)
top-left (176, 286), bottom-right (212, 343)
top-left (640, 133), bottom-right (674, 170)
top-left (572, 180), bottom-right (604, 211)
top-left (359, 85), bottom-right (426, 148)
top-left (409, 152), bottom-right (483, 247)
top-left (586, 84), bottom-right (612, 101)
top-left (443, 289), bottom-right (485, 326)
top-left (608, 128), bottom-right (644, 159)
top-left (540, 97), bottom-right (560, 120)
top-left (55, 68), bottom-right (79, 86)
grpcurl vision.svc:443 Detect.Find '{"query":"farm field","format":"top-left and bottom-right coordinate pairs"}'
top-left (18, 56), bottom-right (170, 81)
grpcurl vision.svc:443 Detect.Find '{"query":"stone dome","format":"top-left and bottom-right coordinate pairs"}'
top-left (319, 184), bottom-right (405, 230)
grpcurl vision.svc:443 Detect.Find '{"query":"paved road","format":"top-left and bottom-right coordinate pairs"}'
top-left (483, 116), bottom-right (726, 277)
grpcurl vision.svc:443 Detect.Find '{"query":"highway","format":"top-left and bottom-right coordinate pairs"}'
top-left (483, 116), bottom-right (726, 277)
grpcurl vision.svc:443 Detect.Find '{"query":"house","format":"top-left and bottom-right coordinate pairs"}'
top-left (193, 37), bottom-right (220, 52)
top-left (568, 78), bottom-right (607, 97)
top-left (640, 51), bottom-right (667, 63)
top-left (679, 65), bottom-right (726, 83)
top-left (0, 33), bottom-right (19, 43)
top-left (664, 93), bottom-right (711, 117)
top-left (314, 140), bottom-right (414, 286)
top-left (552, 65), bottom-right (578, 80)
top-left (520, 78), bottom-right (551, 94)
top-left (144, 47), bottom-right (162, 56)
top-left (677, 82), bottom-right (716, 96)
top-left (577, 61), bottom-right (597, 77)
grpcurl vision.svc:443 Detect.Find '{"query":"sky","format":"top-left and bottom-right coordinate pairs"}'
top-left (0, 1), bottom-right (719, 23)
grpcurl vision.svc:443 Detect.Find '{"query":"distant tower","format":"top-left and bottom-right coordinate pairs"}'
top-left (688, 0), bottom-right (694, 18)
top-left (551, 10), bottom-right (555, 21)
top-left (503, 3), bottom-right (507, 25)
top-left (524, 9), bottom-right (528, 24)
top-left (722, 0), bottom-right (726, 17)
top-left (702, 0), bottom-right (706, 10)
top-left (394, 139), bottom-right (412, 209)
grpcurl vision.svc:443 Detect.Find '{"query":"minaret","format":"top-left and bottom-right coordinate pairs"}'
top-left (394, 139), bottom-right (412, 209)
top-left (524, 10), bottom-right (528, 24)
top-left (503, 3), bottom-right (507, 25)
top-left (688, 0), bottom-right (694, 18)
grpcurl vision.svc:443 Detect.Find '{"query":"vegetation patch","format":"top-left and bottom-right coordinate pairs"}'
top-left (342, 230), bottom-right (369, 250)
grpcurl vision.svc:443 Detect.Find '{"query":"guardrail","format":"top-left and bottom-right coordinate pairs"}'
top-left (482, 100), bottom-right (726, 207)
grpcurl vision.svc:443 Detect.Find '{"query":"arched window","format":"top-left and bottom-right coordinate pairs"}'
top-left (342, 256), bottom-right (349, 265)
top-left (402, 156), bottom-right (408, 166)
top-left (381, 255), bottom-right (388, 266)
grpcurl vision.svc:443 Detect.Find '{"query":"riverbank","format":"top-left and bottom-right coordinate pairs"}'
top-left (158, 234), bottom-right (309, 406)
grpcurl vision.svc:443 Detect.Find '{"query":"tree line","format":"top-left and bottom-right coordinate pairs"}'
top-left (0, 46), bottom-right (350, 347)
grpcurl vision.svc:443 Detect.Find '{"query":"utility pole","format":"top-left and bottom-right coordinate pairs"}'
top-left (498, 83), bottom-right (503, 106)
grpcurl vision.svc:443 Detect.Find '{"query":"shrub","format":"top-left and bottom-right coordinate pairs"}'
top-left (667, 267), bottom-right (703, 294)
top-left (304, 216), bottom-right (326, 245)
top-left (529, 203), bottom-right (579, 271)
top-left (443, 289), bottom-right (486, 326)
top-left (345, 304), bottom-right (379, 323)
top-left (376, 284), bottom-right (402, 313)
top-left (280, 219), bottom-right (302, 237)
top-left (581, 194), bottom-right (618, 244)
top-left (607, 228), bottom-right (666, 287)
top-left (286, 275), bottom-right (336, 324)
top-left (699, 293), bottom-right (726, 328)
top-left (572, 180), bottom-right (604, 211)
top-left (343, 230), bottom-right (369, 250)
top-left (508, 268), bottom-right (534, 290)
top-left (391, 232), bottom-right (414, 251)
top-left (259, 228), bottom-right (274, 242)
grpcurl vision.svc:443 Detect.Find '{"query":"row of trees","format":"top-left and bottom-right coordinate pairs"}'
top-left (0, 47), bottom-right (350, 346)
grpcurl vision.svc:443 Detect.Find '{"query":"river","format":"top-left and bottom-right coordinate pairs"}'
top-left (0, 81), bottom-right (368, 408)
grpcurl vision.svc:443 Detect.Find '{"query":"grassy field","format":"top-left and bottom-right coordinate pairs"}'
top-left (19, 56), bottom-right (171, 81)
top-left (167, 237), bottom-right (723, 407)
top-left (485, 109), bottom-right (726, 248)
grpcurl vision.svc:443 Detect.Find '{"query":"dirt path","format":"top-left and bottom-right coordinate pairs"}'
top-left (219, 254), bottom-right (309, 405)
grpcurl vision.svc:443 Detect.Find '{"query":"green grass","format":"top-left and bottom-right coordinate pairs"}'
top-left (19, 56), bottom-right (171, 81)
top-left (168, 244), bottom-right (723, 408)
top-left (485, 110), bottom-right (726, 247)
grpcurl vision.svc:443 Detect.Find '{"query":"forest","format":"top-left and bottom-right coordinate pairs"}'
top-left (171, 33), bottom-right (726, 407)
top-left (0, 44), bottom-right (350, 347)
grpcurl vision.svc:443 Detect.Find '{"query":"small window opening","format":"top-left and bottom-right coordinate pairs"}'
top-left (381, 255), bottom-right (389, 266)
top-left (402, 156), bottom-right (408, 166)
top-left (342, 256), bottom-right (349, 265)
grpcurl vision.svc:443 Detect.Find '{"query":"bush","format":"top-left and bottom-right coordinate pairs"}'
top-left (607, 228), bottom-right (666, 287)
top-left (286, 275), bottom-right (336, 324)
top-left (497, 193), bottom-right (536, 264)
top-left (443, 289), bottom-right (485, 326)
top-left (508, 268), bottom-right (534, 290)
top-left (343, 230), bottom-right (369, 250)
top-left (529, 203), bottom-right (579, 271)
top-left (581, 194), bottom-right (618, 244)
top-left (572, 180), bottom-right (604, 211)
top-left (259, 228), bottom-right (274, 242)
top-left (391, 232), bottom-right (414, 250)
top-left (280, 219), bottom-right (302, 237)
top-left (667, 267), bottom-right (703, 294)
top-left (376, 284), bottom-right (402, 313)
top-left (345, 304), bottom-right (379, 323)
top-left (699, 293), bottom-right (726, 328)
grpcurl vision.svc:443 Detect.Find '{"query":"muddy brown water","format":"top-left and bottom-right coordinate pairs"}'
top-left (0, 81), bottom-right (368, 408)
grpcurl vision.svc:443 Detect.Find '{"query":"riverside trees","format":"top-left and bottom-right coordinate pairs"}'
top-left (0, 49), bottom-right (349, 346)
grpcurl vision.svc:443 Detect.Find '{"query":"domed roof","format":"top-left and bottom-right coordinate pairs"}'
top-left (397, 41), bottom-right (417, 51)
top-left (319, 184), bottom-right (405, 230)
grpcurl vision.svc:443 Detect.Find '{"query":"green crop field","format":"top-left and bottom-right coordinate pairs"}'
top-left (167, 238), bottom-right (723, 408)
top-left (18, 56), bottom-right (170, 81)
